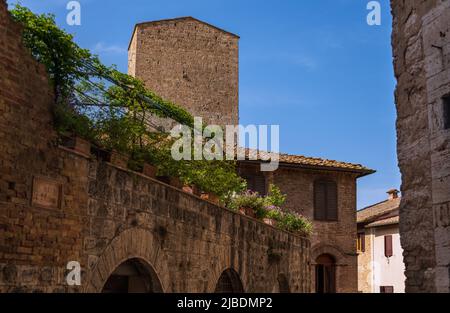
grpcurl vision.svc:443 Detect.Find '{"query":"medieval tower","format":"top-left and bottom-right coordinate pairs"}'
top-left (128, 17), bottom-right (239, 127)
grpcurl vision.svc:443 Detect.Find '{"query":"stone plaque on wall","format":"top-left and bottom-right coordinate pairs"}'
top-left (31, 177), bottom-right (62, 209)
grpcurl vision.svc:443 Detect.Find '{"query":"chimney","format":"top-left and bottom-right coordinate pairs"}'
top-left (387, 189), bottom-right (399, 200)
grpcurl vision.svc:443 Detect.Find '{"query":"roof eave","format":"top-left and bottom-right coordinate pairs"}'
top-left (238, 159), bottom-right (376, 177)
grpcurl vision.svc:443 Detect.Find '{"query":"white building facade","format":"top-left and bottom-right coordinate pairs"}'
top-left (357, 190), bottom-right (406, 293)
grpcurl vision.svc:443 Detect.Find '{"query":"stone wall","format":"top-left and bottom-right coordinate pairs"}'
top-left (357, 228), bottom-right (373, 293)
top-left (239, 163), bottom-right (359, 293)
top-left (391, 0), bottom-right (450, 292)
top-left (0, 0), bottom-right (310, 293)
top-left (128, 17), bottom-right (239, 127)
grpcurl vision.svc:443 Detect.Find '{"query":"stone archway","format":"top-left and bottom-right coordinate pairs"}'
top-left (315, 254), bottom-right (336, 293)
top-left (84, 228), bottom-right (170, 293)
top-left (214, 269), bottom-right (244, 293)
top-left (311, 244), bottom-right (346, 293)
top-left (102, 258), bottom-right (163, 293)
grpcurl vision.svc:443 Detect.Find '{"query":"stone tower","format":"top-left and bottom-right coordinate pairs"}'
top-left (391, 0), bottom-right (450, 293)
top-left (128, 17), bottom-right (239, 127)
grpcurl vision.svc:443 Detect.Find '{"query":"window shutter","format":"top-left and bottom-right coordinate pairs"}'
top-left (314, 181), bottom-right (326, 220)
top-left (380, 286), bottom-right (394, 293)
top-left (253, 175), bottom-right (266, 196)
top-left (357, 233), bottom-right (366, 252)
top-left (384, 235), bottom-right (393, 258)
top-left (243, 174), bottom-right (266, 196)
top-left (326, 181), bottom-right (338, 220)
top-left (361, 233), bottom-right (365, 252)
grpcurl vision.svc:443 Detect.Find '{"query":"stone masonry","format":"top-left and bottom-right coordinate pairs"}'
top-left (391, 0), bottom-right (450, 292)
top-left (238, 162), bottom-right (363, 293)
top-left (130, 14), bottom-right (373, 293)
top-left (128, 17), bottom-right (239, 128)
top-left (0, 0), bottom-right (310, 293)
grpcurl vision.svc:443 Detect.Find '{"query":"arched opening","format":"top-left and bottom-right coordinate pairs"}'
top-left (214, 269), bottom-right (244, 293)
top-left (277, 274), bottom-right (290, 293)
top-left (101, 258), bottom-right (163, 293)
top-left (315, 254), bottom-right (336, 293)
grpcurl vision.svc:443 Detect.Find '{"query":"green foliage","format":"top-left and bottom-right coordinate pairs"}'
top-left (9, 4), bottom-right (244, 198)
top-left (227, 191), bottom-right (266, 215)
top-left (9, 4), bottom-right (91, 99)
top-left (9, 4), bottom-right (194, 127)
top-left (265, 206), bottom-right (283, 220)
top-left (264, 184), bottom-right (286, 208)
top-left (227, 185), bottom-right (313, 236)
top-left (277, 212), bottom-right (313, 236)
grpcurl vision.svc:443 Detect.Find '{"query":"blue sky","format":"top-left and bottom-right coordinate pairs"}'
top-left (8, 0), bottom-right (399, 209)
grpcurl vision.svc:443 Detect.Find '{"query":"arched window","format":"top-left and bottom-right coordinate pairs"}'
top-left (314, 180), bottom-right (338, 221)
top-left (215, 269), bottom-right (244, 293)
top-left (102, 258), bottom-right (163, 293)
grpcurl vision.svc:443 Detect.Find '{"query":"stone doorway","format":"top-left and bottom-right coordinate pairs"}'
top-left (101, 258), bottom-right (163, 293)
top-left (214, 269), bottom-right (244, 293)
top-left (315, 254), bottom-right (336, 293)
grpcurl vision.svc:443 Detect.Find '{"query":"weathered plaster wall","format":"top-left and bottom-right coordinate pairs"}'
top-left (0, 1), bottom-right (310, 293)
top-left (357, 228), bottom-right (374, 293)
top-left (391, 0), bottom-right (450, 292)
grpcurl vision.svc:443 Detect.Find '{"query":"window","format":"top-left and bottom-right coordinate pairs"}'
top-left (384, 235), bottom-right (393, 258)
top-left (357, 232), bottom-right (365, 252)
top-left (242, 174), bottom-right (266, 195)
top-left (314, 180), bottom-right (338, 221)
top-left (380, 286), bottom-right (394, 293)
top-left (444, 95), bottom-right (450, 130)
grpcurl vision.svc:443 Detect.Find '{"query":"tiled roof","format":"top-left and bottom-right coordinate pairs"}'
top-left (239, 148), bottom-right (375, 176)
top-left (365, 216), bottom-right (399, 228)
top-left (357, 197), bottom-right (401, 224)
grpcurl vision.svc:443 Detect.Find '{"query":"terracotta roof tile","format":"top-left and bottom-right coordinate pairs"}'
top-left (365, 216), bottom-right (399, 228)
top-left (239, 148), bottom-right (375, 176)
top-left (357, 197), bottom-right (401, 224)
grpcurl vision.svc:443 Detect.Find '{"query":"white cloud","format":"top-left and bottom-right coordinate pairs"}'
top-left (92, 42), bottom-right (126, 55)
top-left (289, 54), bottom-right (317, 70)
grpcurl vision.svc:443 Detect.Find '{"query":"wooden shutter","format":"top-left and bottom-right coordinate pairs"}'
top-left (314, 181), bottom-right (326, 220)
top-left (326, 181), bottom-right (338, 220)
top-left (361, 233), bottom-right (365, 252)
top-left (384, 235), bottom-right (393, 257)
top-left (243, 174), bottom-right (266, 196)
top-left (314, 180), bottom-right (338, 221)
top-left (357, 233), bottom-right (366, 252)
top-left (253, 175), bottom-right (266, 196)
top-left (380, 286), bottom-right (394, 293)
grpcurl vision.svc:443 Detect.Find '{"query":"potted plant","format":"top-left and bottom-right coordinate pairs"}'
top-left (263, 205), bottom-right (282, 226)
top-left (230, 191), bottom-right (265, 219)
top-left (277, 212), bottom-right (313, 237)
top-left (182, 185), bottom-right (194, 194)
top-left (142, 163), bottom-right (157, 178)
top-left (108, 150), bottom-right (129, 168)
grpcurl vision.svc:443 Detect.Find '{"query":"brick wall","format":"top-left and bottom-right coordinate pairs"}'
top-left (391, 0), bottom-right (450, 292)
top-left (239, 163), bottom-right (358, 293)
top-left (128, 18), bottom-right (239, 128)
top-left (0, 1), bottom-right (310, 292)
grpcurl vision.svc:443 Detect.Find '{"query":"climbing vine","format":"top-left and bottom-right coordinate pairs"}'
top-left (10, 4), bottom-right (245, 198)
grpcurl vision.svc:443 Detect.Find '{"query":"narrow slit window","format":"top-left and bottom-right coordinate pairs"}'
top-left (444, 95), bottom-right (450, 130)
